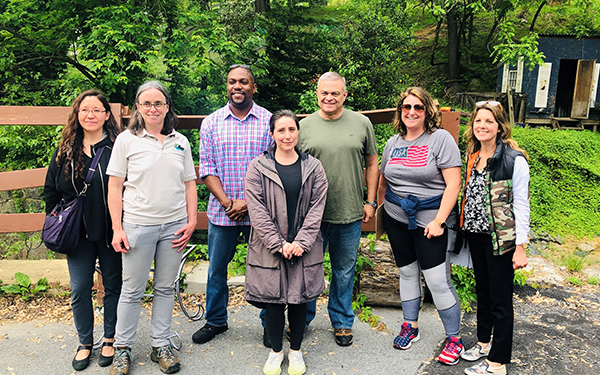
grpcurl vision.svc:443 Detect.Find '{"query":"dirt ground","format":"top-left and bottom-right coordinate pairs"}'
top-left (420, 282), bottom-right (600, 375)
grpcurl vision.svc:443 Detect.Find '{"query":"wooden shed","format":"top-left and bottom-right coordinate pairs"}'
top-left (497, 35), bottom-right (600, 130)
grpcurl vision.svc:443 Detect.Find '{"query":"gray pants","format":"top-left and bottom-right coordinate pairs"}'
top-left (114, 218), bottom-right (186, 348)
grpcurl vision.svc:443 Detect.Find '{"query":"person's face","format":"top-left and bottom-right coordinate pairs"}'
top-left (78, 96), bottom-right (109, 135)
top-left (472, 108), bottom-right (500, 144)
top-left (316, 79), bottom-right (347, 118)
top-left (400, 94), bottom-right (426, 132)
top-left (227, 67), bottom-right (256, 109)
top-left (271, 116), bottom-right (298, 152)
top-left (136, 88), bottom-right (168, 128)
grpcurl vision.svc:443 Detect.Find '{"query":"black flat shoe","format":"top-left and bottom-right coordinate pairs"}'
top-left (98, 341), bottom-right (115, 367)
top-left (72, 344), bottom-right (93, 371)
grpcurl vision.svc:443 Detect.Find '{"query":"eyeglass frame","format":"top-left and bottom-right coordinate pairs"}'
top-left (79, 109), bottom-right (107, 116)
top-left (400, 103), bottom-right (426, 112)
top-left (476, 100), bottom-right (501, 107)
top-left (138, 101), bottom-right (168, 110)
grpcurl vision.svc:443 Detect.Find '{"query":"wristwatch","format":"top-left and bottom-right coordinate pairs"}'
top-left (434, 218), bottom-right (447, 228)
top-left (366, 201), bottom-right (377, 209)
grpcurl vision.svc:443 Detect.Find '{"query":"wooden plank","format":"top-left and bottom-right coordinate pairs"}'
top-left (525, 118), bottom-right (553, 125)
top-left (0, 106), bottom-right (71, 125)
top-left (0, 213), bottom-right (45, 233)
top-left (507, 92), bottom-right (515, 126)
top-left (571, 59), bottom-right (596, 119)
top-left (0, 168), bottom-right (48, 191)
top-left (195, 211), bottom-right (209, 230)
top-left (440, 112), bottom-right (460, 145)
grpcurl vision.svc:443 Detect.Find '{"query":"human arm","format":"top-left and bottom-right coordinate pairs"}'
top-left (377, 174), bottom-right (388, 210)
top-left (43, 149), bottom-right (62, 215)
top-left (424, 166), bottom-right (461, 239)
top-left (244, 160), bottom-right (286, 254)
top-left (107, 176), bottom-right (129, 253)
top-left (512, 156), bottom-right (530, 269)
top-left (203, 175), bottom-right (248, 221)
top-left (363, 154), bottom-right (379, 223)
top-left (171, 180), bottom-right (198, 251)
top-left (291, 161), bottom-right (328, 253)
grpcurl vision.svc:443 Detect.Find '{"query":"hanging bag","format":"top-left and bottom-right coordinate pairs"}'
top-left (42, 147), bottom-right (105, 254)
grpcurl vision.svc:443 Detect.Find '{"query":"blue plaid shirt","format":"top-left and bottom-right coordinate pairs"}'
top-left (199, 102), bottom-right (272, 226)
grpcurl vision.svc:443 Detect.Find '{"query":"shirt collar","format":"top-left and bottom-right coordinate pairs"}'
top-left (139, 127), bottom-right (175, 139)
top-left (225, 101), bottom-right (258, 121)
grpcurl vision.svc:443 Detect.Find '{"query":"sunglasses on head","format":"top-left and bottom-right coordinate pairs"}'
top-left (400, 104), bottom-right (425, 112)
top-left (476, 100), bottom-right (501, 107)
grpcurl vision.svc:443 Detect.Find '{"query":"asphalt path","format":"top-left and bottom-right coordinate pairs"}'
top-left (0, 303), bottom-right (447, 375)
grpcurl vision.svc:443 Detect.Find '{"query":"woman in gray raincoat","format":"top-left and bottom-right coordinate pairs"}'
top-left (244, 109), bottom-right (328, 375)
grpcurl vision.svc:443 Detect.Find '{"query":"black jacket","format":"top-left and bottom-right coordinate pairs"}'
top-left (43, 136), bottom-right (114, 247)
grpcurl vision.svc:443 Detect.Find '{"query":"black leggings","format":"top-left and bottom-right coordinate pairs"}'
top-left (264, 303), bottom-right (307, 352)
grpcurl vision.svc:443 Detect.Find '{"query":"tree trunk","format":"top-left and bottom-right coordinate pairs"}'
top-left (447, 6), bottom-right (461, 94)
top-left (255, 0), bottom-right (270, 13)
top-left (530, 0), bottom-right (547, 31)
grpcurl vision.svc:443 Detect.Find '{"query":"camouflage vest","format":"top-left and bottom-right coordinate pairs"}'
top-left (462, 140), bottom-right (524, 256)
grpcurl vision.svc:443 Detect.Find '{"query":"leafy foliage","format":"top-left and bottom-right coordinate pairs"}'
top-left (0, 272), bottom-right (49, 300)
top-left (451, 265), bottom-right (477, 312)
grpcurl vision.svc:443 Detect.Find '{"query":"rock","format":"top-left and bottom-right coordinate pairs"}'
top-left (528, 231), bottom-right (537, 242)
top-left (576, 243), bottom-right (594, 252)
top-left (358, 240), bottom-right (402, 307)
top-left (554, 235), bottom-right (563, 245)
top-left (539, 232), bottom-right (551, 242)
top-left (527, 243), bottom-right (541, 256)
top-left (582, 269), bottom-right (600, 279)
top-left (525, 257), bottom-right (566, 286)
top-left (574, 250), bottom-right (590, 258)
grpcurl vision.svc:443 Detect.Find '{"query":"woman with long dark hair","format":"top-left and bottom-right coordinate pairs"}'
top-left (460, 101), bottom-right (529, 375)
top-left (245, 110), bottom-right (328, 375)
top-left (107, 81), bottom-right (197, 375)
top-left (44, 90), bottom-right (122, 371)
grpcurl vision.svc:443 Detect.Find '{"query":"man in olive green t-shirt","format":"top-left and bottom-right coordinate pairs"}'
top-left (298, 72), bottom-right (379, 347)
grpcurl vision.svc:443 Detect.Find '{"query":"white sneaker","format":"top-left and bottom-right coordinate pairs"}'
top-left (461, 343), bottom-right (491, 361)
top-left (287, 350), bottom-right (306, 375)
top-left (263, 351), bottom-right (284, 375)
top-left (464, 360), bottom-right (507, 375)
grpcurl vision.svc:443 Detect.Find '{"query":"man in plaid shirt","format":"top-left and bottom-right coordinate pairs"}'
top-left (192, 65), bottom-right (272, 345)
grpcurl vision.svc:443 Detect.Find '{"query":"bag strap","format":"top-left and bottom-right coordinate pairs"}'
top-left (80, 146), bottom-right (105, 196)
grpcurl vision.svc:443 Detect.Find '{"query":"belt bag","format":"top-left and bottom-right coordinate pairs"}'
top-left (42, 147), bottom-right (105, 254)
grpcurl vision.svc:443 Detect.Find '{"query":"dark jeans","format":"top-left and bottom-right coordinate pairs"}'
top-left (466, 232), bottom-right (515, 364)
top-left (264, 303), bottom-right (307, 352)
top-left (67, 238), bottom-right (122, 345)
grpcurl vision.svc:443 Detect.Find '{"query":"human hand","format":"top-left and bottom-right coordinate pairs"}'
top-left (290, 242), bottom-right (304, 257)
top-left (424, 221), bottom-right (444, 239)
top-left (111, 229), bottom-right (130, 253)
top-left (362, 204), bottom-right (375, 223)
top-left (172, 222), bottom-right (196, 252)
top-left (282, 242), bottom-right (294, 259)
top-left (226, 199), bottom-right (248, 221)
top-left (513, 244), bottom-right (528, 269)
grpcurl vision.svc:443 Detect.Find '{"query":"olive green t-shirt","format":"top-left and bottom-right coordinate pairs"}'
top-left (299, 109), bottom-right (378, 224)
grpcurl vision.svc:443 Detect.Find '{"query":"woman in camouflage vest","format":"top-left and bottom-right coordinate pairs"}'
top-left (459, 101), bottom-right (530, 375)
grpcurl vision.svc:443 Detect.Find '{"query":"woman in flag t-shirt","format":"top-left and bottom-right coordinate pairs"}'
top-left (378, 87), bottom-right (464, 365)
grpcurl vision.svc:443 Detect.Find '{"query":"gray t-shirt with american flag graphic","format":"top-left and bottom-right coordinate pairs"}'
top-left (380, 128), bottom-right (461, 228)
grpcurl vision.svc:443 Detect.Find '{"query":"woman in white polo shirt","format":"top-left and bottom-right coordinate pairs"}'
top-left (106, 81), bottom-right (197, 375)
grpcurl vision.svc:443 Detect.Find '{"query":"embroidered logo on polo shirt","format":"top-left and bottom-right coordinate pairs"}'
top-left (175, 143), bottom-right (184, 151)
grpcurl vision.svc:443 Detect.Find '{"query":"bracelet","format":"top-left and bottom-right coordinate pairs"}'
top-left (366, 201), bottom-right (377, 209)
top-left (224, 200), bottom-right (233, 213)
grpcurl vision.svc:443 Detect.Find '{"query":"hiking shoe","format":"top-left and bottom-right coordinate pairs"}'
top-left (263, 351), bottom-right (284, 375)
top-left (464, 360), bottom-right (507, 375)
top-left (393, 322), bottom-right (420, 350)
top-left (288, 350), bottom-right (306, 375)
top-left (462, 343), bottom-right (491, 362)
top-left (151, 345), bottom-right (181, 374)
top-left (192, 322), bottom-right (228, 344)
top-left (263, 327), bottom-right (272, 348)
top-left (109, 347), bottom-right (132, 375)
top-left (334, 328), bottom-right (353, 346)
top-left (437, 336), bottom-right (464, 365)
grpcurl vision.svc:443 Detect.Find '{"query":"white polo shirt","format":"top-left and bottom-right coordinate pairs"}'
top-left (107, 128), bottom-right (197, 225)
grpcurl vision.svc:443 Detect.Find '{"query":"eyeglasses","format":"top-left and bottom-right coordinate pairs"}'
top-left (79, 109), bottom-right (106, 116)
top-left (400, 104), bottom-right (425, 112)
top-left (139, 102), bottom-right (167, 110)
top-left (229, 64), bottom-right (251, 70)
top-left (476, 100), bottom-right (501, 107)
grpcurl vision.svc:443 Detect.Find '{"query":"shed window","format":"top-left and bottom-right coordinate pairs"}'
top-left (508, 70), bottom-right (518, 91)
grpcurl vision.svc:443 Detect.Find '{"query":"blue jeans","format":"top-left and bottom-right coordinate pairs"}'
top-left (259, 220), bottom-right (361, 329)
top-left (205, 222), bottom-right (250, 326)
